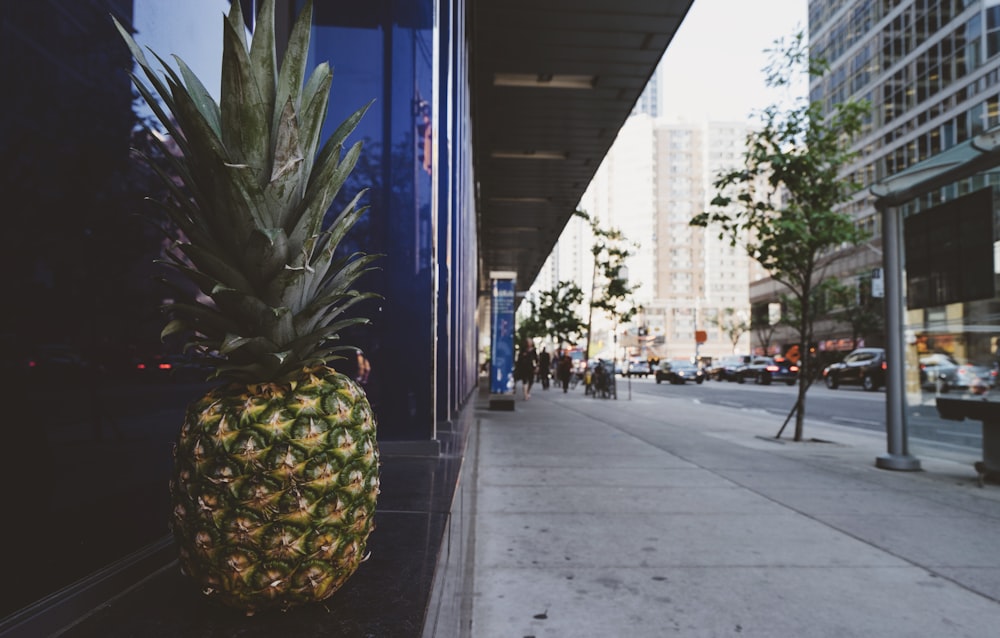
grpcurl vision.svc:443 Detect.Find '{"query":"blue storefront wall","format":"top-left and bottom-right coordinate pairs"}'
top-left (0, 0), bottom-right (479, 618)
top-left (438, 0), bottom-right (479, 424)
top-left (304, 0), bottom-right (478, 442)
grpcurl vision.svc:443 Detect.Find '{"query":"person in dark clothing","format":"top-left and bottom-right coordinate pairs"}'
top-left (555, 349), bottom-right (573, 393)
top-left (514, 340), bottom-right (538, 399)
top-left (537, 347), bottom-right (551, 390)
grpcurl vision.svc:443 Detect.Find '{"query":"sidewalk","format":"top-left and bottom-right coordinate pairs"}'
top-left (466, 384), bottom-right (1000, 637)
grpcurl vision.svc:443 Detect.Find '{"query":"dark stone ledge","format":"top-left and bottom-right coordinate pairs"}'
top-left (0, 398), bottom-right (476, 638)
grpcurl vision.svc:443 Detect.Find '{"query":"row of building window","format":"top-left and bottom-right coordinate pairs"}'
top-left (812, 0), bottom-right (971, 65)
top-left (814, 12), bottom-right (980, 120)
top-left (846, 89), bottom-right (1000, 188)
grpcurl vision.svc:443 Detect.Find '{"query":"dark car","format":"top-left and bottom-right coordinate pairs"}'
top-left (736, 355), bottom-right (798, 386)
top-left (708, 354), bottom-right (751, 381)
top-left (656, 360), bottom-right (705, 385)
top-left (822, 347), bottom-right (885, 391)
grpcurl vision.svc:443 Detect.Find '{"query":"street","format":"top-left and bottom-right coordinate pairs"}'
top-left (616, 375), bottom-right (985, 453)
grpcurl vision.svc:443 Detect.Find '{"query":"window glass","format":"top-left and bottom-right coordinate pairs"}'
top-left (0, 0), bottom-right (226, 618)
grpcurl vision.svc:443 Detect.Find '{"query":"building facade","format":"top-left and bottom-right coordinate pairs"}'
top-left (536, 116), bottom-right (753, 362)
top-left (647, 119), bottom-right (754, 361)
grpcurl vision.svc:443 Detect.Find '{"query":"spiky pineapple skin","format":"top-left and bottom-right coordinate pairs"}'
top-left (170, 366), bottom-right (379, 613)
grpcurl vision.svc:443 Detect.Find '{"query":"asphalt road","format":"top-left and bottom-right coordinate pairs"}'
top-left (618, 374), bottom-right (985, 452)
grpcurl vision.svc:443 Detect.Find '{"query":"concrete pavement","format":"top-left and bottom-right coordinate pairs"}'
top-left (466, 382), bottom-right (1000, 637)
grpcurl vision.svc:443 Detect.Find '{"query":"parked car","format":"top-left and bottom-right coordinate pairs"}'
top-left (919, 353), bottom-right (958, 392)
top-left (950, 364), bottom-right (994, 392)
top-left (920, 354), bottom-right (993, 393)
top-left (708, 354), bottom-right (751, 382)
top-left (655, 359), bottom-right (705, 385)
top-left (736, 355), bottom-right (798, 386)
top-left (626, 359), bottom-right (650, 378)
top-left (822, 347), bottom-right (886, 391)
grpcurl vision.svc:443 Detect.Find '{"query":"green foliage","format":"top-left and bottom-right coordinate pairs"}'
top-left (692, 32), bottom-right (868, 294)
top-left (517, 281), bottom-right (588, 348)
top-left (575, 210), bottom-right (639, 359)
top-left (575, 209), bottom-right (639, 361)
top-left (538, 281), bottom-right (587, 346)
top-left (516, 297), bottom-right (547, 347)
top-left (114, 0), bottom-right (378, 382)
top-left (690, 31), bottom-right (870, 440)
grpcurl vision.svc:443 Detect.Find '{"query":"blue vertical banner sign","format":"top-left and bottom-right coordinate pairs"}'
top-left (490, 272), bottom-right (517, 394)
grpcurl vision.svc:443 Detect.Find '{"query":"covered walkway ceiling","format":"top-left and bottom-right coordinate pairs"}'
top-left (470, 0), bottom-right (695, 291)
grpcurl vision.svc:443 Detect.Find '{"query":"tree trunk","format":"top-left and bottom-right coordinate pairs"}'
top-left (793, 294), bottom-right (810, 442)
top-left (584, 256), bottom-right (597, 364)
top-left (793, 372), bottom-right (806, 441)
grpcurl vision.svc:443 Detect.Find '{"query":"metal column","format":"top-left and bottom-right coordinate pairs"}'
top-left (875, 204), bottom-right (921, 471)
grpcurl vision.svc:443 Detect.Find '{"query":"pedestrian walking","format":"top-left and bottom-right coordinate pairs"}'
top-left (555, 348), bottom-right (573, 393)
top-left (514, 340), bottom-right (538, 399)
top-left (538, 347), bottom-right (551, 390)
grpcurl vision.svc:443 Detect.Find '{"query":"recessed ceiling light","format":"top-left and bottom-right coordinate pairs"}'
top-left (489, 226), bottom-right (539, 233)
top-left (491, 150), bottom-right (568, 160)
top-left (493, 73), bottom-right (595, 89)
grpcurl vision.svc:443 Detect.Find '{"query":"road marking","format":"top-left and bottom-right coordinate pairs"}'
top-left (831, 416), bottom-right (882, 427)
top-left (715, 400), bottom-right (744, 409)
top-left (936, 430), bottom-right (982, 442)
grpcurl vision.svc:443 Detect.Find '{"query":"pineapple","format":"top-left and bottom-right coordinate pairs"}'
top-left (113, 0), bottom-right (380, 614)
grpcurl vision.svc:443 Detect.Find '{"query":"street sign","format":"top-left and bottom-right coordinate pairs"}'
top-left (871, 268), bottom-right (884, 298)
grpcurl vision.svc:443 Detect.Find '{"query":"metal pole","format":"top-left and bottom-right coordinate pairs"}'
top-left (627, 336), bottom-right (632, 401)
top-left (876, 204), bottom-right (921, 471)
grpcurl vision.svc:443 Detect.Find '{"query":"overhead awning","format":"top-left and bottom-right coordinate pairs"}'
top-left (870, 125), bottom-right (1000, 208)
top-left (470, 0), bottom-right (696, 292)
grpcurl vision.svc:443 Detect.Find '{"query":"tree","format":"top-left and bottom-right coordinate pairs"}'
top-left (711, 308), bottom-right (751, 354)
top-left (515, 296), bottom-right (547, 348)
top-left (516, 281), bottom-right (587, 349)
top-left (575, 210), bottom-right (638, 362)
top-left (537, 281), bottom-right (588, 347)
top-left (690, 32), bottom-right (870, 442)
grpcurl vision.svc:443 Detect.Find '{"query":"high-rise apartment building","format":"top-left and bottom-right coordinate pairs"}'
top-left (535, 116), bottom-right (753, 361)
top-left (647, 119), bottom-right (753, 361)
top-left (632, 64), bottom-right (661, 117)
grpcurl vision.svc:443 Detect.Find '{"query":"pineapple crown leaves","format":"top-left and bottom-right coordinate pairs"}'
top-left (114, 0), bottom-right (379, 383)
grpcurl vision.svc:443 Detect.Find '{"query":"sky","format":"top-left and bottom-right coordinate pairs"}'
top-left (658, 0), bottom-right (809, 122)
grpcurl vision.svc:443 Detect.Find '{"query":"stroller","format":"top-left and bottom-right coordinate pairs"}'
top-left (590, 359), bottom-right (617, 399)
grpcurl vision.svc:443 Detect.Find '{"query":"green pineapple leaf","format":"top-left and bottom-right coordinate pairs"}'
top-left (118, 0), bottom-right (376, 383)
